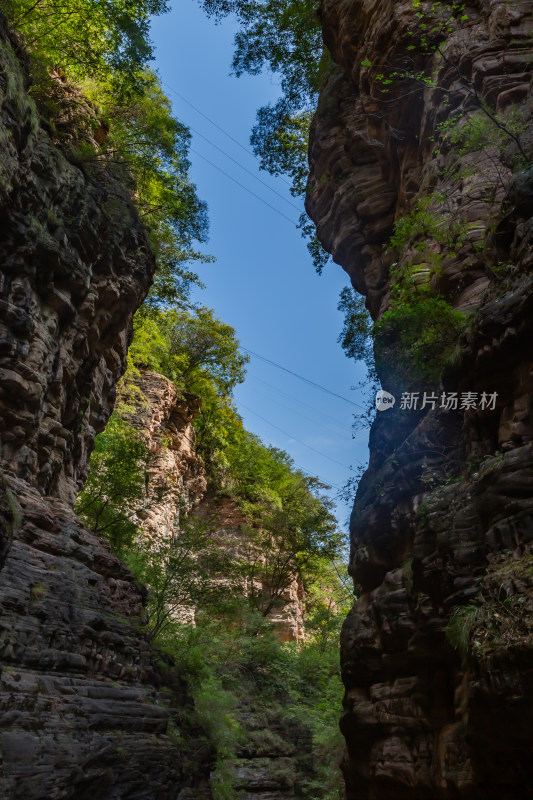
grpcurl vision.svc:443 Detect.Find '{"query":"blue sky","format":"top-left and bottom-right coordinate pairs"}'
top-left (151, 2), bottom-right (370, 528)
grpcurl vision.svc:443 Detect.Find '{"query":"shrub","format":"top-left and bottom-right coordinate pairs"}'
top-left (374, 297), bottom-right (467, 387)
top-left (444, 605), bottom-right (479, 656)
top-left (75, 412), bottom-right (151, 553)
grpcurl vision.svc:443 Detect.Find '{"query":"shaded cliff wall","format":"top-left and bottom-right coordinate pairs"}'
top-left (306, 1), bottom-right (533, 798)
top-left (0, 18), bottom-right (211, 799)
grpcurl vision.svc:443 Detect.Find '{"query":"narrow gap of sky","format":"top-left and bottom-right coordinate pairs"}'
top-left (151, 1), bottom-right (370, 528)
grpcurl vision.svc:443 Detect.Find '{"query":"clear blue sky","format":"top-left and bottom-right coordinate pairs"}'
top-left (151, 1), bottom-right (370, 529)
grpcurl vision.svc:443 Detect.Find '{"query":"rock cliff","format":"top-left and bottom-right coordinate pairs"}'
top-left (121, 370), bottom-right (310, 796)
top-left (306, 1), bottom-right (533, 797)
top-left (0, 17), bottom-right (211, 798)
top-left (125, 369), bottom-right (306, 641)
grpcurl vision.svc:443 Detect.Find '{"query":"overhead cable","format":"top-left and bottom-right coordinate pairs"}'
top-left (238, 401), bottom-right (357, 470)
top-left (190, 148), bottom-right (299, 226)
top-left (188, 124), bottom-right (301, 213)
top-left (248, 373), bottom-right (354, 434)
top-left (162, 81), bottom-right (293, 188)
top-left (241, 347), bottom-right (368, 412)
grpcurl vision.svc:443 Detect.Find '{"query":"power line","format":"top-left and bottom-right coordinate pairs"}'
top-left (190, 148), bottom-right (299, 227)
top-left (247, 374), bottom-right (354, 434)
top-left (188, 124), bottom-right (301, 213)
top-left (292, 464), bottom-right (342, 491)
top-left (241, 347), bottom-right (368, 412)
top-left (238, 401), bottom-right (357, 471)
top-left (162, 81), bottom-right (293, 188)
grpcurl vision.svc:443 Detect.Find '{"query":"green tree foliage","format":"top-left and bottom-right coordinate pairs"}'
top-left (124, 518), bottom-right (240, 640)
top-left (251, 107), bottom-right (312, 196)
top-left (128, 305), bottom-right (248, 393)
top-left (7, 0), bottom-right (210, 308)
top-left (75, 412), bottom-right (151, 552)
top-left (198, 0), bottom-right (331, 271)
top-left (126, 303), bottom-right (344, 626)
top-left (126, 304), bottom-right (249, 477)
top-left (84, 73), bottom-right (210, 307)
top-left (80, 298), bottom-right (349, 799)
top-left (200, 0), bottom-right (323, 104)
top-left (6, 0), bottom-right (168, 95)
top-left (153, 580), bottom-right (350, 799)
top-left (336, 287), bottom-right (374, 372)
top-left (374, 296), bottom-right (467, 387)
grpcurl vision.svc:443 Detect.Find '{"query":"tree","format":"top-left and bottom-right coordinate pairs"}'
top-left (213, 426), bottom-right (343, 620)
top-left (6, 0), bottom-right (169, 95)
top-left (84, 71), bottom-right (211, 307)
top-left (198, 0), bottom-right (332, 270)
top-left (75, 412), bottom-right (152, 552)
top-left (128, 306), bottom-right (249, 394)
top-left (336, 287), bottom-right (374, 375)
top-left (8, 4), bottom-right (211, 310)
top-left (125, 517), bottom-right (240, 641)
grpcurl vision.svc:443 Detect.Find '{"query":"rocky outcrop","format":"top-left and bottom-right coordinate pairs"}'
top-left (233, 704), bottom-right (313, 800)
top-left (307, 1), bottom-right (533, 797)
top-left (0, 21), bottom-right (154, 507)
top-left (0, 477), bottom-right (212, 799)
top-left (126, 371), bottom-right (207, 537)
top-left (125, 370), bottom-right (306, 642)
top-left (0, 18), bottom-right (211, 798)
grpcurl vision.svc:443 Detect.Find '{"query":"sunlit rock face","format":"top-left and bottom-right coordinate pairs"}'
top-left (122, 370), bottom-right (309, 796)
top-left (126, 370), bottom-right (306, 643)
top-left (307, 0), bottom-right (533, 797)
top-left (126, 371), bottom-right (207, 537)
top-left (0, 17), bottom-right (211, 798)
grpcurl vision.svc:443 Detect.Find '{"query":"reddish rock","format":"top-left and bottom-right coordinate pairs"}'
top-left (307, 0), bottom-right (533, 797)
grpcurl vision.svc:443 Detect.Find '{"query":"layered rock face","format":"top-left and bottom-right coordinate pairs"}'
top-left (0, 19), bottom-right (210, 798)
top-left (307, 1), bottom-right (533, 797)
top-left (0, 22), bottom-right (154, 508)
top-left (126, 370), bottom-right (306, 642)
top-left (126, 371), bottom-right (207, 537)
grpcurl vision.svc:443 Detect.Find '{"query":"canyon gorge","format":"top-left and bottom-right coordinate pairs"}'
top-left (0, 0), bottom-right (533, 798)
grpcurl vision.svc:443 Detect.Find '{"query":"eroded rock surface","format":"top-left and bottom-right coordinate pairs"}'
top-left (0, 19), bottom-right (154, 506)
top-left (307, 1), bottom-right (533, 797)
top-left (126, 371), bottom-right (207, 537)
top-left (0, 18), bottom-right (211, 798)
top-left (126, 370), bottom-right (306, 642)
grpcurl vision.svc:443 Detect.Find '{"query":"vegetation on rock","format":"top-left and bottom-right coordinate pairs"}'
top-left (5, 0), bottom-right (210, 307)
top-left (79, 304), bottom-right (350, 799)
top-left (4, 4), bottom-right (351, 796)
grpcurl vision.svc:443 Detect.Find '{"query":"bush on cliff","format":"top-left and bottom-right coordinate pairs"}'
top-left (374, 296), bottom-right (468, 387)
top-left (6, 0), bottom-right (168, 95)
top-left (75, 411), bottom-right (150, 551)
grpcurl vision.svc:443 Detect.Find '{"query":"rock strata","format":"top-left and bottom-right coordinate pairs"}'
top-left (0, 16), bottom-right (154, 506)
top-left (0, 18), bottom-right (211, 798)
top-left (125, 370), bottom-right (306, 642)
top-left (307, 0), bottom-right (533, 797)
